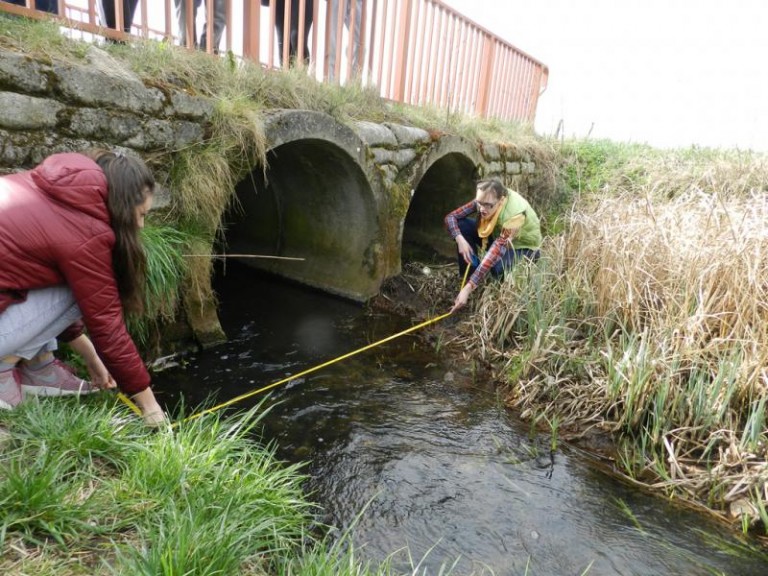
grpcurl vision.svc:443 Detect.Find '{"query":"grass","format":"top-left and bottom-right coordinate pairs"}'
top-left (0, 395), bottom-right (488, 576)
top-left (140, 225), bottom-right (191, 319)
top-left (121, 223), bottom-right (196, 349)
top-left (0, 396), bottom-right (313, 574)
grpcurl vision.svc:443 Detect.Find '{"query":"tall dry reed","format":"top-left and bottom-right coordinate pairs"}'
top-left (467, 143), bottom-right (768, 532)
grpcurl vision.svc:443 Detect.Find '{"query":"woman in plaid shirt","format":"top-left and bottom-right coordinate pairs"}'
top-left (444, 179), bottom-right (542, 312)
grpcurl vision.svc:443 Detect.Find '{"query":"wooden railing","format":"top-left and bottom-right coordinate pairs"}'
top-left (0, 0), bottom-right (548, 123)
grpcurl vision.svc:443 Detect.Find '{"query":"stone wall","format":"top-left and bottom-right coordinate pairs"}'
top-left (353, 120), bottom-right (537, 190)
top-left (0, 45), bottom-right (213, 210)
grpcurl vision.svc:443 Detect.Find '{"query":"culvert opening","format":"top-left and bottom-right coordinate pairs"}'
top-left (401, 152), bottom-right (478, 264)
top-left (222, 138), bottom-right (380, 302)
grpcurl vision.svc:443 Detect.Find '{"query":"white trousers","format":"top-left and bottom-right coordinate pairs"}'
top-left (0, 286), bottom-right (81, 359)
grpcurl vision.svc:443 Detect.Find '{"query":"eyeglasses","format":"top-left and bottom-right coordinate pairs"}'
top-left (477, 200), bottom-right (497, 210)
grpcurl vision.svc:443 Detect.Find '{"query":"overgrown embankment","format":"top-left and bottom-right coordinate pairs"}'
top-left (447, 141), bottom-right (768, 540)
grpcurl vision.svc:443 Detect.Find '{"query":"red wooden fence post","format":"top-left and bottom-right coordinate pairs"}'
top-left (474, 34), bottom-right (495, 118)
top-left (392, 0), bottom-right (413, 102)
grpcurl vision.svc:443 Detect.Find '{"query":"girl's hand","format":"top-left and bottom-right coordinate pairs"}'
top-left (85, 358), bottom-right (116, 390)
top-left (131, 387), bottom-right (168, 428)
top-left (66, 334), bottom-right (115, 390)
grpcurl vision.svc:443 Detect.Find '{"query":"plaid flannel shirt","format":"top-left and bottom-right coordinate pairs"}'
top-left (445, 200), bottom-right (517, 288)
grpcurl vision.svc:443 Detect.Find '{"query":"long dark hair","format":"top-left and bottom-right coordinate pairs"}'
top-left (87, 149), bottom-right (155, 315)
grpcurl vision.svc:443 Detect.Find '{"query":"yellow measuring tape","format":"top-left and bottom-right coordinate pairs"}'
top-left (119, 264), bottom-right (472, 426)
top-left (176, 310), bottom-right (452, 427)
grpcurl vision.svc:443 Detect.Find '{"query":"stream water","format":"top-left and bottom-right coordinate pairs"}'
top-left (152, 262), bottom-right (768, 576)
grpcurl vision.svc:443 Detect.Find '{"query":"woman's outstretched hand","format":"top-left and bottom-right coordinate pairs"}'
top-left (450, 284), bottom-right (473, 314)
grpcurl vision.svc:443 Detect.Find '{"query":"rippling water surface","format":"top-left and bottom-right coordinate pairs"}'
top-left (153, 263), bottom-right (768, 576)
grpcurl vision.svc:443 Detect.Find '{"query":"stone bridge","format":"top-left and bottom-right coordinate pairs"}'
top-left (0, 46), bottom-right (539, 344)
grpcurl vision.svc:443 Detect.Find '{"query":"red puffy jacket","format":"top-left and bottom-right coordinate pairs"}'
top-left (0, 153), bottom-right (150, 395)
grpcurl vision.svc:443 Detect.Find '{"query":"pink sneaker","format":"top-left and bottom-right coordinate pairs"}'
top-left (20, 360), bottom-right (97, 397)
top-left (0, 368), bottom-right (22, 409)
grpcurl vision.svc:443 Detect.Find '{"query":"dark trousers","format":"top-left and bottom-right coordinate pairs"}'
top-left (4, 0), bottom-right (58, 14)
top-left (456, 217), bottom-right (540, 281)
top-left (274, 0), bottom-right (314, 65)
top-left (101, 0), bottom-right (138, 33)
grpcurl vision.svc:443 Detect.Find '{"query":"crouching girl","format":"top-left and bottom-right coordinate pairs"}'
top-left (0, 150), bottom-right (165, 426)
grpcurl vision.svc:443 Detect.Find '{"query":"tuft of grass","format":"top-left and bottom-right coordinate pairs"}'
top-left (0, 398), bottom-right (143, 553)
top-left (124, 224), bottom-right (195, 348)
top-left (0, 449), bottom-right (101, 547)
top-left (0, 396), bottom-right (318, 575)
top-left (140, 224), bottom-right (192, 319)
top-left (111, 403), bottom-right (313, 575)
top-left (0, 12), bottom-right (89, 61)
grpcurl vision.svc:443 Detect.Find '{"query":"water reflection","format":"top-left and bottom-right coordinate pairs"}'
top-left (153, 263), bottom-right (768, 576)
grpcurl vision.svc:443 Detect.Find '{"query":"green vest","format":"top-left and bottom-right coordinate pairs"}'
top-left (495, 190), bottom-right (542, 250)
